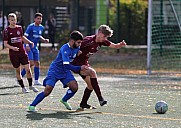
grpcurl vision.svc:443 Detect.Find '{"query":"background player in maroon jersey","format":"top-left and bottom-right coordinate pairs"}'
top-left (3, 13), bottom-right (38, 93)
top-left (72, 24), bottom-right (127, 109)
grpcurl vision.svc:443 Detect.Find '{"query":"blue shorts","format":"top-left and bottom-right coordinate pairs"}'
top-left (27, 47), bottom-right (39, 61)
top-left (43, 70), bottom-right (76, 88)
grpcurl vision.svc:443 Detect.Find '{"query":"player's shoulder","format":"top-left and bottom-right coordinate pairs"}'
top-left (61, 43), bottom-right (71, 55)
top-left (16, 25), bottom-right (22, 28)
top-left (82, 35), bottom-right (96, 43)
top-left (28, 23), bottom-right (34, 27)
top-left (26, 23), bottom-right (34, 29)
top-left (4, 26), bottom-right (9, 31)
top-left (39, 24), bottom-right (44, 29)
top-left (61, 43), bottom-right (70, 51)
top-left (84, 35), bottom-right (95, 40)
top-left (81, 35), bottom-right (96, 46)
top-left (3, 27), bottom-right (9, 35)
top-left (16, 25), bottom-right (23, 30)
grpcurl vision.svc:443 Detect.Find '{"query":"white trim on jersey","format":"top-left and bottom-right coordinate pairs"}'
top-left (63, 62), bottom-right (70, 64)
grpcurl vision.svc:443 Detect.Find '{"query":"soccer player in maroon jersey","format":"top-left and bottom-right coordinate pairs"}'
top-left (72, 25), bottom-right (127, 109)
top-left (3, 13), bottom-right (38, 93)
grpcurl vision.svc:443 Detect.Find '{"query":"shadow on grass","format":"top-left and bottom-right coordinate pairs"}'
top-left (26, 110), bottom-right (100, 120)
top-left (0, 85), bottom-right (19, 90)
top-left (0, 92), bottom-right (21, 96)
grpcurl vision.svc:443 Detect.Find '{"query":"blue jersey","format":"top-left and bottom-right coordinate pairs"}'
top-left (24, 23), bottom-right (44, 48)
top-left (48, 43), bottom-right (80, 76)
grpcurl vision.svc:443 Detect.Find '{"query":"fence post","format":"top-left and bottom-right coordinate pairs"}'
top-left (116, 0), bottom-right (120, 53)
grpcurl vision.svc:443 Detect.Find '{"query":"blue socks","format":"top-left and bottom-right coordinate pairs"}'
top-left (34, 67), bottom-right (40, 80)
top-left (30, 89), bottom-right (76, 107)
top-left (62, 89), bottom-right (76, 102)
top-left (30, 92), bottom-right (46, 106)
top-left (21, 69), bottom-right (26, 77)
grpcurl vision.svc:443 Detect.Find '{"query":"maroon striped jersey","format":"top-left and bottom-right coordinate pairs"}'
top-left (72, 35), bottom-right (111, 66)
top-left (3, 25), bottom-right (26, 55)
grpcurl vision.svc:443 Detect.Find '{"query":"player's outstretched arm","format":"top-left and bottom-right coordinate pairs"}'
top-left (22, 36), bottom-right (34, 48)
top-left (40, 36), bottom-right (49, 43)
top-left (109, 40), bottom-right (127, 49)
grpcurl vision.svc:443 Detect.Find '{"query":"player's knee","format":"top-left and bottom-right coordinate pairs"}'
top-left (68, 81), bottom-right (78, 92)
top-left (34, 61), bottom-right (40, 67)
top-left (88, 68), bottom-right (96, 76)
top-left (70, 84), bottom-right (78, 92)
top-left (15, 67), bottom-right (21, 74)
top-left (30, 62), bottom-right (34, 67)
top-left (67, 80), bottom-right (78, 92)
top-left (44, 86), bottom-right (53, 96)
top-left (25, 68), bottom-right (31, 73)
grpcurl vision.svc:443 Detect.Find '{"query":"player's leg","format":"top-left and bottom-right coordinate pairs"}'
top-left (20, 52), bottom-right (38, 92)
top-left (21, 49), bottom-right (34, 77)
top-left (23, 63), bottom-right (38, 92)
top-left (15, 67), bottom-right (29, 93)
top-left (21, 60), bottom-right (34, 76)
top-left (80, 67), bottom-right (107, 106)
top-left (28, 76), bottom-right (56, 112)
top-left (33, 49), bottom-right (41, 85)
top-left (60, 72), bottom-right (78, 110)
top-left (10, 54), bottom-right (29, 93)
top-left (79, 75), bottom-right (95, 109)
top-left (34, 60), bottom-right (41, 85)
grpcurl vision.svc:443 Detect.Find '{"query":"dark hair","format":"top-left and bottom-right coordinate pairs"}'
top-left (70, 30), bottom-right (83, 41)
top-left (34, 13), bottom-right (43, 18)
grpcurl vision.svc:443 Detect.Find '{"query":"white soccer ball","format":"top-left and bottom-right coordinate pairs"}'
top-left (155, 101), bottom-right (168, 114)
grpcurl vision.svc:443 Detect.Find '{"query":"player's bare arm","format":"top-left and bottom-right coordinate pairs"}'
top-left (4, 40), bottom-right (19, 51)
top-left (40, 36), bottom-right (49, 43)
top-left (77, 50), bottom-right (82, 56)
top-left (22, 36), bottom-right (34, 48)
top-left (109, 40), bottom-right (127, 49)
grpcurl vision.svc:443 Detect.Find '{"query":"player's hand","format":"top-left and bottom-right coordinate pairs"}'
top-left (26, 45), bottom-right (31, 52)
top-left (77, 50), bottom-right (82, 56)
top-left (119, 40), bottom-right (127, 47)
top-left (12, 47), bottom-right (19, 51)
top-left (44, 39), bottom-right (49, 43)
top-left (81, 65), bottom-right (89, 71)
top-left (29, 42), bottom-right (34, 48)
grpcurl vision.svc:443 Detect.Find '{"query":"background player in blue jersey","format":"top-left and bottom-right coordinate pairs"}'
top-left (21, 13), bottom-right (49, 85)
top-left (28, 30), bottom-right (89, 111)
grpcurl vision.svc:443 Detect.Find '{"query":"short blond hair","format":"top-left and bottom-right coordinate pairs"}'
top-left (98, 25), bottom-right (113, 37)
top-left (8, 13), bottom-right (17, 19)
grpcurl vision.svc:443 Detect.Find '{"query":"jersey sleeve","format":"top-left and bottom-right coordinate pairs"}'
top-left (3, 28), bottom-right (8, 41)
top-left (24, 25), bottom-right (32, 37)
top-left (17, 25), bottom-right (23, 37)
top-left (79, 35), bottom-right (94, 48)
top-left (102, 39), bottom-right (111, 46)
top-left (42, 25), bottom-right (45, 30)
top-left (61, 46), bottom-right (71, 64)
top-left (64, 64), bottom-right (81, 72)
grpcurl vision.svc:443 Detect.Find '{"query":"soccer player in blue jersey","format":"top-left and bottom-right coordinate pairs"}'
top-left (28, 30), bottom-right (89, 111)
top-left (21, 13), bottom-right (49, 85)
